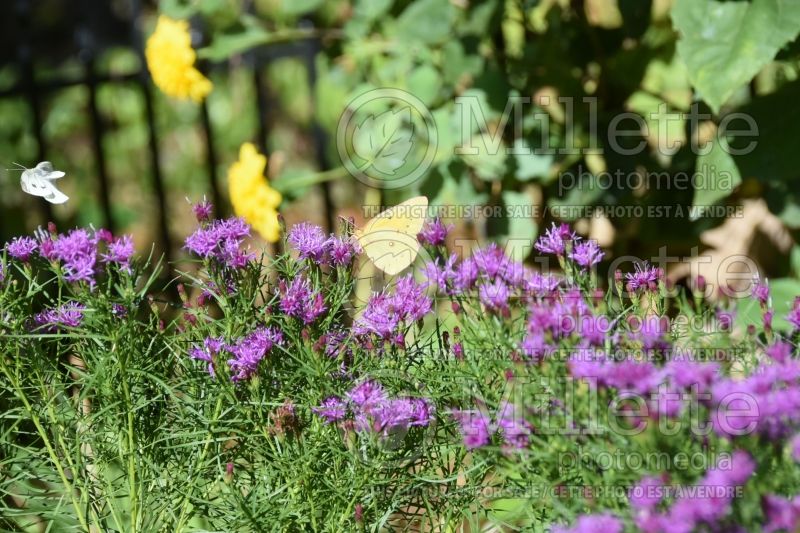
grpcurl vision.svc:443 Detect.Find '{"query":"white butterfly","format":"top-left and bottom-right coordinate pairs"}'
top-left (19, 161), bottom-right (69, 204)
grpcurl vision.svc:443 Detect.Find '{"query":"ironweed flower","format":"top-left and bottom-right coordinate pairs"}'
top-left (315, 380), bottom-right (433, 435)
top-left (278, 276), bottom-right (327, 324)
top-left (102, 235), bottom-right (134, 273)
top-left (552, 513), bottom-right (623, 533)
top-left (226, 327), bottom-right (283, 382)
top-left (625, 262), bottom-right (661, 292)
top-left (353, 275), bottom-right (431, 343)
top-left (287, 222), bottom-right (330, 263)
top-left (185, 217), bottom-right (254, 269)
top-left (534, 222), bottom-right (575, 256)
top-left (6, 236), bottom-right (38, 262)
top-left (569, 239), bottom-right (604, 268)
top-left (33, 302), bottom-right (87, 332)
top-left (417, 218), bottom-right (452, 246)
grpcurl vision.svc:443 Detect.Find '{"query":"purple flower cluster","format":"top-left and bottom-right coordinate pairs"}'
top-left (353, 275), bottom-right (431, 344)
top-left (625, 261), bottom-right (662, 292)
top-left (226, 327), bottom-right (283, 382)
top-left (631, 451), bottom-right (755, 533)
top-left (452, 401), bottom-right (532, 451)
top-left (6, 236), bottom-right (38, 262)
top-left (710, 358), bottom-right (800, 438)
top-left (278, 276), bottom-right (326, 324)
top-left (33, 302), bottom-right (87, 332)
top-left (313, 380), bottom-right (433, 435)
top-left (788, 297), bottom-right (800, 331)
top-left (189, 336), bottom-right (225, 376)
top-left (417, 218), bottom-right (452, 247)
top-left (101, 235), bottom-right (134, 273)
top-left (184, 217), bottom-right (254, 269)
top-left (763, 494), bottom-right (800, 533)
top-left (552, 513), bottom-right (623, 533)
top-left (534, 222), bottom-right (576, 256)
top-left (188, 327), bottom-right (283, 382)
top-left (287, 223), bottom-right (358, 268)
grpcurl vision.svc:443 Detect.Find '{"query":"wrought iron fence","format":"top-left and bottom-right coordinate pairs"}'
top-left (0, 0), bottom-right (333, 267)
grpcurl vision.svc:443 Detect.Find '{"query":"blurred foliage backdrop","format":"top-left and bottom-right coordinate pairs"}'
top-left (1, 0), bottom-right (799, 284)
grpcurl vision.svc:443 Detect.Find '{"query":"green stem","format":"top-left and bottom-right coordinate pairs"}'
top-left (0, 359), bottom-right (90, 531)
top-left (120, 358), bottom-right (138, 533)
top-left (272, 167), bottom-right (350, 194)
top-left (174, 395), bottom-right (224, 532)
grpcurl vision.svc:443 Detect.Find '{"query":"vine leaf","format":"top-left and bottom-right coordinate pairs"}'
top-left (352, 108), bottom-right (413, 175)
top-left (672, 0), bottom-right (800, 113)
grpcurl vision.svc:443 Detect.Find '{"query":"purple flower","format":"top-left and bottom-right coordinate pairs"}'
top-left (452, 410), bottom-right (491, 449)
top-left (314, 381), bottom-right (433, 435)
top-left (354, 276), bottom-right (431, 343)
top-left (497, 403), bottom-right (531, 449)
top-left (95, 228), bottom-right (113, 243)
top-left (347, 380), bottom-right (387, 410)
top-left (478, 279), bottom-right (510, 313)
top-left (625, 262), bottom-right (661, 292)
top-left (0, 261), bottom-right (4, 283)
top-left (102, 235), bottom-right (134, 272)
top-left (192, 199), bottom-right (213, 222)
top-left (328, 236), bottom-right (358, 267)
top-left (763, 494), bottom-right (800, 533)
top-left (6, 236), bottom-right (38, 262)
top-left (226, 327), bottom-right (282, 382)
top-left (534, 222), bottom-right (575, 256)
top-left (417, 218), bottom-right (452, 246)
top-left (787, 298), bottom-right (800, 331)
top-left (524, 272), bottom-right (561, 297)
top-left (185, 217), bottom-right (253, 269)
top-left (636, 451), bottom-right (755, 533)
top-left (288, 223), bottom-right (329, 263)
top-left (630, 475), bottom-right (664, 511)
top-left (552, 513), bottom-right (623, 533)
top-left (753, 279), bottom-right (770, 305)
top-left (313, 397), bottom-right (347, 423)
top-left (278, 276), bottom-right (327, 324)
top-left (453, 257), bottom-right (479, 292)
top-left (569, 239), bottom-right (604, 268)
top-left (716, 308), bottom-right (735, 331)
top-left (189, 336), bottom-right (225, 376)
top-left (50, 228), bottom-right (99, 285)
top-left (766, 341), bottom-right (792, 363)
top-left (33, 302), bottom-right (87, 332)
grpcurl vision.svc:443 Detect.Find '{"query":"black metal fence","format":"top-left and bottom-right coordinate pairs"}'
top-left (0, 0), bottom-right (332, 266)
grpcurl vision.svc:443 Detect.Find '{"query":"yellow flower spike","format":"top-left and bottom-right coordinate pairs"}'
top-left (228, 143), bottom-right (283, 243)
top-left (145, 15), bottom-right (213, 102)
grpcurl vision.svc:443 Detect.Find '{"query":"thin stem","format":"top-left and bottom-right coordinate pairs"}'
top-left (0, 358), bottom-right (90, 531)
top-left (174, 395), bottom-right (224, 531)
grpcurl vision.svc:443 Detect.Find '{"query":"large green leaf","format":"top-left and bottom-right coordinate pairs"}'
top-left (391, 0), bottom-right (458, 44)
top-left (672, 0), bottom-right (800, 113)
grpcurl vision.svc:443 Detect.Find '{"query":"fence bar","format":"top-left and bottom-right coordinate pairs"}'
top-left (200, 101), bottom-right (224, 218)
top-left (130, 0), bottom-right (172, 267)
top-left (304, 34), bottom-right (335, 232)
top-left (77, 3), bottom-right (115, 234)
top-left (84, 61), bottom-right (116, 234)
top-left (253, 65), bottom-right (271, 155)
top-left (15, 0), bottom-right (53, 225)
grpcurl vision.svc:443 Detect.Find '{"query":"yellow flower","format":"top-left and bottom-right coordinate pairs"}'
top-left (145, 15), bottom-right (212, 102)
top-left (228, 143), bottom-right (283, 242)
